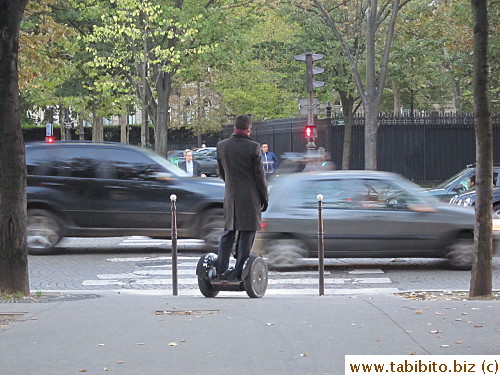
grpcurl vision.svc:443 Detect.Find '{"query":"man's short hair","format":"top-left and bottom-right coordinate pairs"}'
top-left (234, 115), bottom-right (252, 130)
top-left (183, 149), bottom-right (192, 157)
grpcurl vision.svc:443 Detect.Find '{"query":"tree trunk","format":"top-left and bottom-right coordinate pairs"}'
top-left (393, 81), bottom-right (401, 116)
top-left (470, 0), bottom-right (492, 298)
top-left (120, 104), bottom-right (128, 144)
top-left (78, 115), bottom-right (85, 140)
top-left (0, 0), bottom-right (30, 295)
top-left (155, 71), bottom-right (172, 157)
top-left (453, 79), bottom-right (463, 113)
top-left (364, 102), bottom-right (379, 170)
top-left (91, 104), bottom-right (104, 142)
top-left (339, 92), bottom-right (356, 170)
top-left (59, 104), bottom-right (66, 140)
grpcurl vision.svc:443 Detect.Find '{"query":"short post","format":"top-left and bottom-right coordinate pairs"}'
top-left (317, 194), bottom-right (325, 296)
top-left (170, 194), bottom-right (178, 296)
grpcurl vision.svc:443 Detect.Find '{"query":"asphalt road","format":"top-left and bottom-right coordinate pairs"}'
top-left (26, 237), bottom-right (500, 296)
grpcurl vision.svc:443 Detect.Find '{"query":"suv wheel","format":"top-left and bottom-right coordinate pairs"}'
top-left (446, 237), bottom-right (473, 270)
top-left (199, 208), bottom-right (224, 251)
top-left (266, 239), bottom-right (309, 269)
top-left (27, 209), bottom-right (62, 254)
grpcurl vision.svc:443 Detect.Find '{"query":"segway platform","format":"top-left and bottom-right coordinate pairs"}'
top-left (196, 253), bottom-right (268, 298)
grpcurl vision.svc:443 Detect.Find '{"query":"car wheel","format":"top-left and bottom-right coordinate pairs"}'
top-left (493, 203), bottom-right (500, 218)
top-left (265, 239), bottom-right (309, 269)
top-left (447, 238), bottom-right (474, 270)
top-left (27, 209), bottom-right (62, 255)
top-left (199, 208), bottom-right (224, 252)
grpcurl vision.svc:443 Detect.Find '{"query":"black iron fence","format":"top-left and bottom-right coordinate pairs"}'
top-left (223, 113), bottom-right (500, 184)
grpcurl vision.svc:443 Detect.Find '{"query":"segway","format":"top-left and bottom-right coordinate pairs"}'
top-left (196, 253), bottom-right (268, 298)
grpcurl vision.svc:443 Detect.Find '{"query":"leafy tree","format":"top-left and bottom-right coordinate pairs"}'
top-left (0, 0), bottom-right (30, 295)
top-left (295, 0), bottom-right (410, 170)
top-left (79, 0), bottom-right (234, 155)
top-left (283, 2), bottom-right (361, 168)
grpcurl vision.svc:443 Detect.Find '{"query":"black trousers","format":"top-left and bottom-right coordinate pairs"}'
top-left (217, 229), bottom-right (256, 278)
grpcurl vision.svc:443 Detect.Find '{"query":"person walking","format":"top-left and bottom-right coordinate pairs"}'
top-left (260, 143), bottom-right (279, 178)
top-left (216, 115), bottom-right (268, 281)
top-left (178, 149), bottom-right (206, 177)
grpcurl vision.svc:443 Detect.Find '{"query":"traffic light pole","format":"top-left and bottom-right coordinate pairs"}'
top-left (295, 52), bottom-right (324, 152)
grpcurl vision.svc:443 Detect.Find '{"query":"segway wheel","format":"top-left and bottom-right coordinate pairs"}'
top-left (198, 277), bottom-right (219, 298)
top-left (243, 256), bottom-right (268, 298)
top-left (196, 254), bottom-right (219, 298)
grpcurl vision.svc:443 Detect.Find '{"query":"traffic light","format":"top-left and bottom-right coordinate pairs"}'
top-left (304, 125), bottom-right (317, 139)
top-left (45, 136), bottom-right (55, 143)
top-left (305, 53), bottom-right (324, 93)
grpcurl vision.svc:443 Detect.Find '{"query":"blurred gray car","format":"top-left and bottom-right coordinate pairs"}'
top-left (256, 171), bottom-right (500, 269)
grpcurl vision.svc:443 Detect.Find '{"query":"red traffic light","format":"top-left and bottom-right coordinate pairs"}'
top-left (304, 125), bottom-right (317, 139)
top-left (45, 136), bottom-right (55, 143)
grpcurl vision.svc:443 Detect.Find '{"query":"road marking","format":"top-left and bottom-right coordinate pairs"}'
top-left (117, 237), bottom-right (205, 249)
top-left (82, 257), bottom-right (397, 295)
top-left (348, 269), bottom-right (385, 274)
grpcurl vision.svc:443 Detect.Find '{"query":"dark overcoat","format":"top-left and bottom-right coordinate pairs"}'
top-left (216, 133), bottom-right (268, 231)
top-left (178, 160), bottom-right (202, 176)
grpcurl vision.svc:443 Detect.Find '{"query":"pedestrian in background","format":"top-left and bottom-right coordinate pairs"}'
top-left (260, 143), bottom-right (279, 178)
top-left (216, 115), bottom-right (268, 281)
top-left (178, 149), bottom-right (206, 177)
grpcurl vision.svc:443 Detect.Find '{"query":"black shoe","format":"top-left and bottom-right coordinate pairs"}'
top-left (220, 267), bottom-right (234, 281)
top-left (220, 268), bottom-right (241, 282)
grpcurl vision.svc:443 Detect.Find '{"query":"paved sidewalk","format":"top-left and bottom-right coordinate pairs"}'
top-left (0, 291), bottom-right (499, 375)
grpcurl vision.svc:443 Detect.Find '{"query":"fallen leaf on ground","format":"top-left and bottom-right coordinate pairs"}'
top-left (429, 330), bottom-right (441, 334)
top-left (415, 310), bottom-right (423, 314)
top-left (300, 353), bottom-right (308, 357)
top-left (168, 342), bottom-right (178, 347)
top-left (440, 345), bottom-right (450, 348)
top-left (266, 323), bottom-right (275, 326)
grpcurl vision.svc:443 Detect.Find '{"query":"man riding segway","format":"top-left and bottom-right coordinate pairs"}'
top-left (196, 115), bottom-right (269, 298)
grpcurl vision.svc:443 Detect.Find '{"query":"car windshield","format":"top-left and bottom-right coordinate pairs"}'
top-left (434, 168), bottom-right (470, 189)
top-left (141, 148), bottom-right (191, 177)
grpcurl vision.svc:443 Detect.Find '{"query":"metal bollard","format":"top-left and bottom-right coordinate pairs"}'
top-left (170, 194), bottom-right (178, 296)
top-left (317, 194), bottom-right (325, 296)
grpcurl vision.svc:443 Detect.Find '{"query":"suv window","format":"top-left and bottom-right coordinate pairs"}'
top-left (26, 148), bottom-right (55, 176)
top-left (105, 148), bottom-right (163, 181)
top-left (53, 147), bottom-right (102, 178)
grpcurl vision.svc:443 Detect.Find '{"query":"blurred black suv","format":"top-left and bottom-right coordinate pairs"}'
top-left (26, 141), bottom-right (225, 254)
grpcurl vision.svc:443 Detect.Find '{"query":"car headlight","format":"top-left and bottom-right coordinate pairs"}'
top-left (463, 197), bottom-right (472, 206)
top-left (449, 195), bottom-right (458, 204)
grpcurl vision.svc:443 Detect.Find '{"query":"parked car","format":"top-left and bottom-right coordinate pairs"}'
top-left (193, 149), bottom-right (219, 177)
top-left (449, 186), bottom-right (500, 218)
top-left (26, 141), bottom-right (225, 254)
top-left (166, 150), bottom-right (185, 167)
top-left (427, 164), bottom-right (500, 202)
top-left (255, 170), bottom-right (500, 270)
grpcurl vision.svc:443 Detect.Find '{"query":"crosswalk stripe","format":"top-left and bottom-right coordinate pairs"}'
top-left (86, 251), bottom-right (398, 295)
